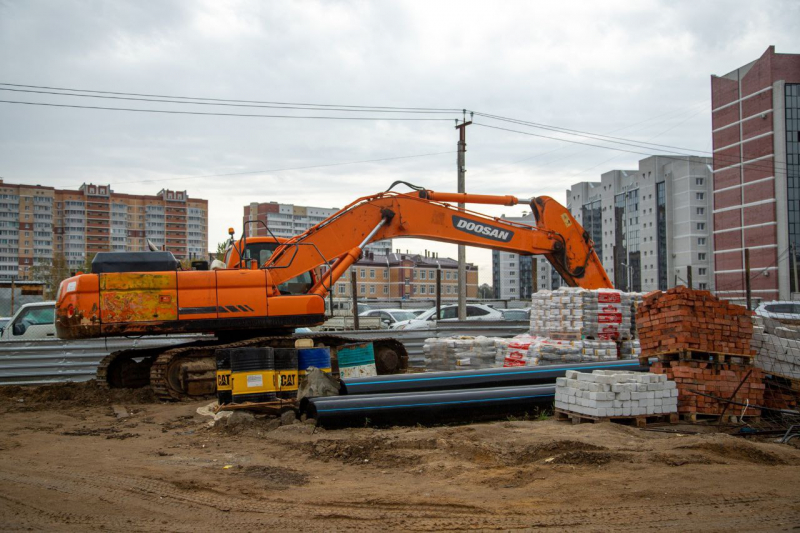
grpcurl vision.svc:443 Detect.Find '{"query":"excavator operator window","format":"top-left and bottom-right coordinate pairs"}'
top-left (242, 242), bottom-right (313, 296)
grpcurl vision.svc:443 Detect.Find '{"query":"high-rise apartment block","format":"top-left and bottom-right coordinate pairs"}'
top-left (243, 201), bottom-right (392, 257)
top-left (567, 156), bottom-right (713, 293)
top-left (492, 213), bottom-right (560, 299)
top-left (0, 180), bottom-right (208, 278)
top-left (710, 46), bottom-right (800, 301)
top-left (491, 155), bottom-right (713, 299)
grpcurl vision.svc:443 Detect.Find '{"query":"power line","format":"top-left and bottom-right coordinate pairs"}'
top-left (0, 99), bottom-right (456, 121)
top-left (472, 121), bottom-right (785, 176)
top-left (0, 87), bottom-right (458, 115)
top-left (0, 82), bottom-right (460, 112)
top-left (109, 150), bottom-right (457, 185)
top-left (472, 109), bottom-right (788, 174)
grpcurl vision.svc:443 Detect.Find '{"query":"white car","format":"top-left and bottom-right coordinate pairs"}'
top-left (359, 308), bottom-right (420, 328)
top-left (392, 304), bottom-right (503, 330)
top-left (755, 301), bottom-right (800, 322)
top-left (1, 301), bottom-right (56, 341)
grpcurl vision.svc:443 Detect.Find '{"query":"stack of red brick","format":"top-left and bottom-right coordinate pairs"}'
top-left (636, 286), bottom-right (755, 357)
top-left (650, 361), bottom-right (764, 416)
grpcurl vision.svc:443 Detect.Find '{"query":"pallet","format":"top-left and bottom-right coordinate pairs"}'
top-left (639, 349), bottom-right (754, 366)
top-left (554, 408), bottom-right (678, 428)
top-left (679, 411), bottom-right (761, 424)
top-left (214, 399), bottom-right (297, 415)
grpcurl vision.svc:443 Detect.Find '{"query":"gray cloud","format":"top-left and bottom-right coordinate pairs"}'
top-left (1, 0), bottom-right (799, 280)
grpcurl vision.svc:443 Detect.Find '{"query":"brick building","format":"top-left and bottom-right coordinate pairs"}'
top-left (243, 201), bottom-right (392, 257)
top-left (711, 46), bottom-right (800, 301)
top-left (328, 252), bottom-right (478, 300)
top-left (0, 180), bottom-right (208, 278)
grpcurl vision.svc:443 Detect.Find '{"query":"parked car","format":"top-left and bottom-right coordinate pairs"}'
top-left (410, 309), bottom-right (428, 317)
top-left (755, 301), bottom-right (800, 322)
top-left (392, 304), bottom-right (503, 330)
top-left (498, 308), bottom-right (530, 321)
top-left (0, 317), bottom-right (10, 333)
top-left (359, 308), bottom-right (420, 328)
top-left (0, 301), bottom-right (56, 341)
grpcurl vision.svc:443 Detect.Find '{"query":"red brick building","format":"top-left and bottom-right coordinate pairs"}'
top-left (711, 46), bottom-right (800, 301)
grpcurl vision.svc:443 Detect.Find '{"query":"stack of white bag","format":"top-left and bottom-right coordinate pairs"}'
top-left (497, 334), bottom-right (543, 367)
top-left (530, 287), bottom-right (637, 340)
top-left (423, 336), bottom-right (498, 371)
top-left (531, 338), bottom-right (618, 365)
top-left (555, 370), bottom-right (678, 417)
top-left (619, 339), bottom-right (642, 360)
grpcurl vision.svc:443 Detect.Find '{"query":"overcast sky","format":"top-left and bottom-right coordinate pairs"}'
top-left (1, 0), bottom-right (799, 283)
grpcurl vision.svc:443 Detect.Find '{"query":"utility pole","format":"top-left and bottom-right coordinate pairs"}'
top-left (456, 110), bottom-right (472, 321)
top-left (350, 269), bottom-right (359, 330)
top-left (744, 249), bottom-right (751, 310)
top-left (435, 269), bottom-right (442, 321)
top-left (687, 265), bottom-right (693, 290)
top-left (532, 257), bottom-right (538, 295)
top-left (792, 243), bottom-right (799, 296)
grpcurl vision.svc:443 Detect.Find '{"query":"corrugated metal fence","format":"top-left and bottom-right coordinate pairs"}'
top-left (0, 321), bottom-right (529, 386)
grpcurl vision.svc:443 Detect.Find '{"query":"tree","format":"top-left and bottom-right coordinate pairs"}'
top-left (30, 252), bottom-right (71, 299)
top-left (478, 283), bottom-right (494, 299)
top-left (215, 241), bottom-right (228, 261)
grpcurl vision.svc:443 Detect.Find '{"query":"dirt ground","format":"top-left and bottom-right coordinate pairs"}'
top-left (0, 382), bottom-right (799, 532)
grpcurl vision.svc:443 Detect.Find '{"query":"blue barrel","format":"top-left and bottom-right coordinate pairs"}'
top-left (298, 348), bottom-right (332, 375)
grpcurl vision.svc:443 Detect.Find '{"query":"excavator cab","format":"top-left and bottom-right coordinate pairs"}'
top-left (222, 236), bottom-right (315, 296)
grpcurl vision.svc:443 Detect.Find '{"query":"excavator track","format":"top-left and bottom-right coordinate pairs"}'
top-left (100, 334), bottom-right (409, 401)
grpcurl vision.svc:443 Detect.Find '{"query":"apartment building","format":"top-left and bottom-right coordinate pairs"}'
top-left (243, 201), bottom-right (392, 257)
top-left (0, 180), bottom-right (208, 278)
top-left (567, 155), bottom-right (714, 292)
top-left (328, 252), bottom-right (478, 300)
top-left (710, 46), bottom-right (800, 301)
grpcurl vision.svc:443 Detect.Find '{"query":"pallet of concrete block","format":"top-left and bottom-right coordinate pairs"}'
top-left (495, 334), bottom-right (541, 367)
top-left (619, 339), bottom-right (641, 360)
top-left (554, 370), bottom-right (678, 427)
top-left (752, 316), bottom-right (800, 381)
top-left (529, 287), bottom-right (638, 341)
top-left (423, 336), bottom-right (499, 371)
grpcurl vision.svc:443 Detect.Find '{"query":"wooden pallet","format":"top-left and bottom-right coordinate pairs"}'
top-left (214, 399), bottom-right (297, 415)
top-left (639, 349), bottom-right (754, 366)
top-left (679, 411), bottom-right (761, 424)
top-left (554, 408), bottom-right (678, 428)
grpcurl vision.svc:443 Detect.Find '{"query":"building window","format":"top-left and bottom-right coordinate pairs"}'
top-left (446, 285), bottom-right (451, 294)
top-left (420, 270), bottom-right (426, 280)
top-left (697, 223), bottom-right (705, 231)
top-left (383, 269), bottom-right (388, 279)
top-left (696, 193), bottom-right (704, 201)
top-left (369, 269), bottom-right (375, 279)
top-left (699, 283), bottom-right (708, 290)
top-left (698, 237), bottom-right (706, 245)
top-left (699, 253), bottom-right (706, 261)
top-left (359, 284), bottom-right (365, 294)
top-left (360, 268), bottom-right (365, 278)
top-left (429, 285), bottom-right (434, 293)
top-left (383, 286), bottom-right (388, 294)
top-left (338, 284), bottom-right (346, 294)
top-left (699, 268), bottom-right (707, 275)
top-left (696, 207), bottom-right (705, 215)
top-left (370, 285), bottom-right (375, 294)
top-left (429, 269), bottom-right (434, 278)
top-left (420, 285), bottom-right (426, 294)
top-left (446, 271), bottom-right (451, 280)
top-left (696, 178), bottom-right (704, 186)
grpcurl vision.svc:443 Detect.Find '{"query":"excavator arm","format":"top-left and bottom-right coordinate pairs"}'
top-left (263, 187), bottom-right (611, 293)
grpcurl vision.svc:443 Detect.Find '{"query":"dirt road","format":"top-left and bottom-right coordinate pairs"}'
top-left (0, 382), bottom-right (799, 531)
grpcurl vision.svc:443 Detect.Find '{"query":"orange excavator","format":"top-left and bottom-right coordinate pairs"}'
top-left (55, 183), bottom-right (612, 399)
